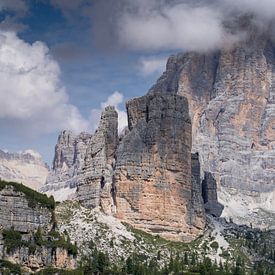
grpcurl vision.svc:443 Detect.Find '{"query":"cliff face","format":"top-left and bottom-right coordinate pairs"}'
top-left (77, 106), bottom-right (118, 213)
top-left (0, 185), bottom-right (52, 233)
top-left (45, 97), bottom-right (207, 241)
top-left (41, 131), bottom-right (91, 201)
top-left (43, 106), bottom-right (119, 207)
top-left (0, 150), bottom-right (49, 190)
top-left (0, 181), bottom-right (76, 272)
top-left (115, 93), bottom-right (205, 241)
top-left (150, 34), bottom-right (275, 226)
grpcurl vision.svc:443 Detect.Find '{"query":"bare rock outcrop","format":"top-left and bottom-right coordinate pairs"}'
top-left (0, 181), bottom-right (76, 272)
top-left (114, 93), bottom-right (206, 241)
top-left (150, 31), bottom-right (275, 226)
top-left (190, 153), bottom-right (207, 227)
top-left (202, 172), bottom-right (224, 217)
top-left (41, 131), bottom-right (91, 201)
top-left (76, 106), bottom-right (118, 213)
top-left (0, 185), bottom-right (52, 233)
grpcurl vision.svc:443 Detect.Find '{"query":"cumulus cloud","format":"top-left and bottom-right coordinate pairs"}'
top-left (138, 56), bottom-right (168, 76)
top-left (0, 31), bottom-right (90, 136)
top-left (90, 91), bottom-right (128, 133)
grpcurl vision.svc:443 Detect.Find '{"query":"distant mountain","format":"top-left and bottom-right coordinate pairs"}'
top-left (0, 149), bottom-right (49, 190)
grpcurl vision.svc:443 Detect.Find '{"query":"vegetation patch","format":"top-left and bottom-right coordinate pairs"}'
top-left (2, 227), bottom-right (77, 257)
top-left (36, 267), bottom-right (83, 275)
top-left (2, 228), bottom-right (27, 253)
top-left (0, 259), bottom-right (22, 274)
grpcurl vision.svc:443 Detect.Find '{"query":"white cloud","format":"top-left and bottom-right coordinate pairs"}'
top-left (50, 0), bottom-right (275, 53)
top-left (138, 56), bottom-right (167, 76)
top-left (89, 0), bottom-right (275, 53)
top-left (0, 31), bottom-right (90, 135)
top-left (90, 91), bottom-right (128, 133)
top-left (101, 91), bottom-right (124, 109)
top-left (118, 3), bottom-right (243, 52)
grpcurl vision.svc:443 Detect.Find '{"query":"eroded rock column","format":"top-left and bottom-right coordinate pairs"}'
top-left (115, 93), bottom-right (205, 241)
top-left (77, 106), bottom-right (118, 213)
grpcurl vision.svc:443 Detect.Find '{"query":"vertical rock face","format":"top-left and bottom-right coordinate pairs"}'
top-left (0, 182), bottom-right (76, 271)
top-left (190, 153), bottom-right (207, 228)
top-left (0, 150), bottom-right (49, 191)
top-left (0, 185), bottom-right (52, 233)
top-left (202, 172), bottom-right (224, 217)
top-left (41, 131), bottom-right (91, 201)
top-left (53, 130), bottom-right (78, 170)
top-left (115, 93), bottom-right (205, 241)
top-left (77, 106), bottom-right (118, 213)
top-left (150, 32), bottom-right (275, 226)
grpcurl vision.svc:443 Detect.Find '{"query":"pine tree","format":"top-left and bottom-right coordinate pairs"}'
top-left (191, 252), bottom-right (196, 266)
top-left (126, 256), bottom-right (134, 274)
top-left (219, 259), bottom-right (223, 270)
top-left (184, 252), bottom-right (189, 265)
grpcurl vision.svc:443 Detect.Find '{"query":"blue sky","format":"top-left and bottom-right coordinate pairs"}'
top-left (0, 0), bottom-right (171, 164)
top-left (0, 0), bottom-right (272, 165)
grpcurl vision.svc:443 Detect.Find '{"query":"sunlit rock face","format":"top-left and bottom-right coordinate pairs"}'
top-left (41, 130), bottom-right (91, 201)
top-left (0, 184), bottom-right (76, 271)
top-left (115, 93), bottom-right (206, 242)
top-left (76, 106), bottom-right (118, 213)
top-left (0, 185), bottom-right (52, 233)
top-left (149, 31), bottom-right (275, 227)
top-left (0, 150), bottom-right (49, 191)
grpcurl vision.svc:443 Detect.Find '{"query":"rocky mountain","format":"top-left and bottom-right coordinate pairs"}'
top-left (77, 106), bottom-right (118, 213)
top-left (149, 30), bottom-right (275, 228)
top-left (45, 30), bottom-right (275, 231)
top-left (1, 33), bottom-right (275, 275)
top-left (0, 150), bottom-right (49, 191)
top-left (40, 131), bottom-right (91, 201)
top-left (114, 93), bottom-right (205, 241)
top-left (30, 19), bottom-right (275, 273)
top-left (45, 97), bottom-right (209, 242)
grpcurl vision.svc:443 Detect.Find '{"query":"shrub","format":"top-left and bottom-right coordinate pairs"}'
top-left (2, 228), bottom-right (24, 253)
top-left (210, 241), bottom-right (219, 251)
top-left (0, 260), bottom-right (21, 274)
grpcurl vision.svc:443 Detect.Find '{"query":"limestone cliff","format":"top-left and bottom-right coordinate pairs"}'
top-left (150, 31), bottom-right (275, 227)
top-left (0, 184), bottom-right (52, 233)
top-left (76, 106), bottom-right (118, 213)
top-left (45, 97), bottom-right (206, 241)
top-left (0, 181), bottom-right (76, 272)
top-left (115, 93), bottom-right (205, 241)
top-left (41, 131), bottom-right (91, 201)
top-left (202, 172), bottom-right (224, 217)
top-left (0, 150), bottom-right (49, 191)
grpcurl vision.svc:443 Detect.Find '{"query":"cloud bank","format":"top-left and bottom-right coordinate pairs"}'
top-left (87, 0), bottom-right (275, 52)
top-left (0, 31), bottom-right (90, 136)
top-left (0, 30), bottom-right (128, 137)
